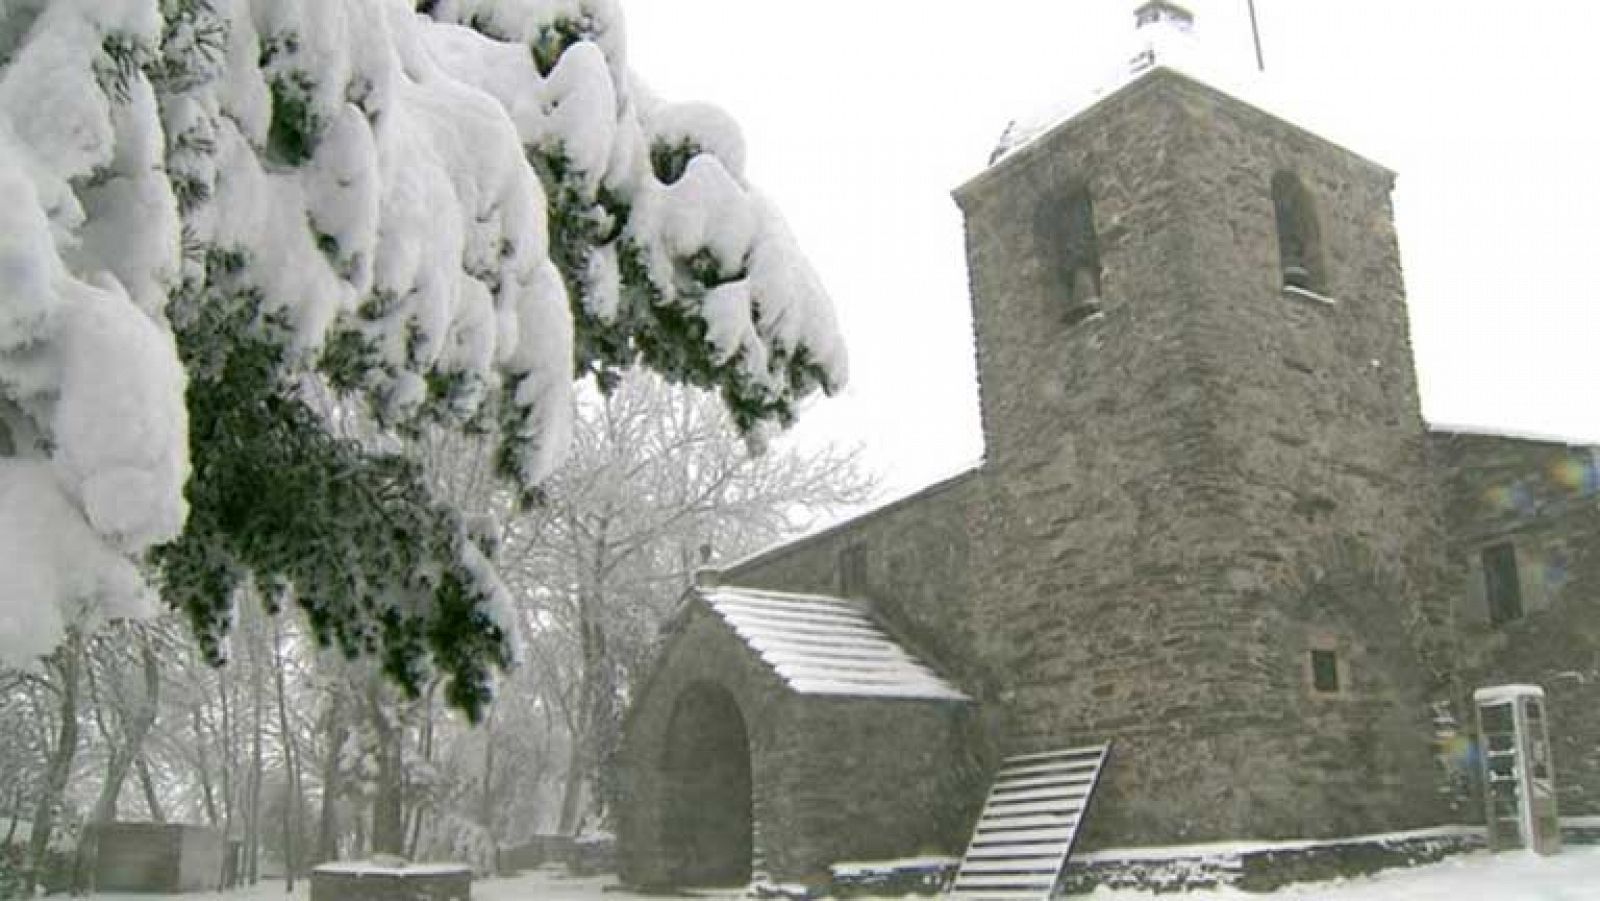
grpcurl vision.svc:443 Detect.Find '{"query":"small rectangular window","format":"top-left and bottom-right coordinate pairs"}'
top-left (1310, 649), bottom-right (1340, 693)
top-left (1482, 542), bottom-right (1523, 625)
top-left (0, 399), bottom-right (15, 456)
top-left (839, 544), bottom-right (868, 596)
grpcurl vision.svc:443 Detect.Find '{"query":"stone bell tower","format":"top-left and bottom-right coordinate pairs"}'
top-left (953, 1), bottom-right (1451, 846)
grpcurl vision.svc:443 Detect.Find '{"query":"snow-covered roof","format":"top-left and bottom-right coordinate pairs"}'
top-left (698, 586), bottom-right (968, 702)
top-left (721, 463), bottom-right (983, 576)
top-left (1428, 421), bottom-right (1600, 449)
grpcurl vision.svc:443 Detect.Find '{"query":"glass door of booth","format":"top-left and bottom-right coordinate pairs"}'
top-left (1474, 684), bottom-right (1561, 855)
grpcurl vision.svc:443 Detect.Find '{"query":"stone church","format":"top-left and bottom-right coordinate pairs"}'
top-left (616, 2), bottom-right (1600, 887)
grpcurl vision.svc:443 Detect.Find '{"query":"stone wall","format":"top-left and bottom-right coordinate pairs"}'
top-left (762, 698), bottom-right (982, 879)
top-left (618, 604), bottom-right (791, 887)
top-left (727, 469), bottom-right (997, 701)
top-left (1431, 430), bottom-right (1600, 815)
top-left (616, 601), bottom-right (979, 886)
top-left (89, 823), bottom-right (223, 893)
top-left (950, 69), bottom-right (1448, 845)
top-left (625, 65), bottom-right (1509, 873)
top-left (309, 864), bottom-right (470, 901)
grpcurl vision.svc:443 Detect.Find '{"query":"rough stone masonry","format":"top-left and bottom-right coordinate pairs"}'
top-left (619, 64), bottom-right (1600, 885)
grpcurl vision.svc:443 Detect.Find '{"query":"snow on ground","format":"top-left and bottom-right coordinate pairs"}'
top-left (84, 845), bottom-right (1600, 900)
top-left (1086, 846), bottom-right (1600, 900)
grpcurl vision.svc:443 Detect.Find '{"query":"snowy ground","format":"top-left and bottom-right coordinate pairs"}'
top-left (86, 845), bottom-right (1600, 900)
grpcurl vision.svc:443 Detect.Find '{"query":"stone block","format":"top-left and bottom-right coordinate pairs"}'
top-left (89, 822), bottom-right (224, 893)
top-left (311, 862), bottom-right (471, 901)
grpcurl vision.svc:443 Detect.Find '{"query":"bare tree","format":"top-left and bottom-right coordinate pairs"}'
top-left (23, 629), bottom-right (83, 896)
top-left (272, 619), bottom-right (306, 886)
top-left (73, 621), bottom-right (165, 890)
top-left (496, 371), bottom-right (876, 834)
top-left (100, 370), bottom-right (867, 871)
top-left (312, 671), bottom-right (352, 865)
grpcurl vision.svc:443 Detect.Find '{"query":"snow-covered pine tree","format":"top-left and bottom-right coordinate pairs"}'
top-left (0, 0), bottom-right (845, 720)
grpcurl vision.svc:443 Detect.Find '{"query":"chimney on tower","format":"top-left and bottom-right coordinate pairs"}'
top-left (1129, 0), bottom-right (1199, 75)
top-left (1134, 0), bottom-right (1195, 33)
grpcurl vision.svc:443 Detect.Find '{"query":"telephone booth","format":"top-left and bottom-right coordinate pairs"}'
top-left (1473, 684), bottom-right (1561, 854)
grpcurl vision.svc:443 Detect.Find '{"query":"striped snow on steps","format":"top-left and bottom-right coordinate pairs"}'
top-left (700, 586), bottom-right (968, 701)
top-left (948, 743), bottom-right (1111, 901)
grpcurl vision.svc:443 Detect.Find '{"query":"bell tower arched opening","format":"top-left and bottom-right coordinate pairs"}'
top-left (1271, 169), bottom-right (1327, 294)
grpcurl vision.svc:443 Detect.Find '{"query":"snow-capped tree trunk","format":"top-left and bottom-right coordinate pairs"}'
top-left (218, 668), bottom-right (238, 842)
top-left (272, 619), bottom-right (303, 885)
top-left (558, 556), bottom-right (609, 836)
top-left (315, 689), bottom-right (350, 865)
top-left (135, 755), bottom-right (166, 823)
top-left (93, 628), bottom-right (162, 820)
top-left (368, 680), bottom-right (406, 858)
top-left (73, 626), bottom-right (162, 891)
top-left (24, 630), bottom-right (83, 897)
top-left (3, 791), bottom-right (22, 847)
top-left (404, 684), bottom-right (437, 861)
top-left (245, 609), bottom-right (266, 884)
top-left (191, 705), bottom-right (219, 826)
top-left (478, 707), bottom-right (500, 856)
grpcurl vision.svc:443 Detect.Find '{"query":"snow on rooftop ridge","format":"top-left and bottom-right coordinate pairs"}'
top-left (987, 3), bottom-right (1377, 172)
top-left (1428, 421), bottom-right (1600, 449)
top-left (700, 586), bottom-right (968, 702)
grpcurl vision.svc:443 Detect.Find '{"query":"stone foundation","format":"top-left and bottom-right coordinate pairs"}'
top-left (774, 827), bottom-right (1495, 897)
top-left (1063, 827), bottom-right (1482, 894)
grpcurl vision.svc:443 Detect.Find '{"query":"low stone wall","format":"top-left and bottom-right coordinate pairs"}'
top-left (501, 834), bottom-right (613, 876)
top-left (1060, 827), bottom-right (1482, 894)
top-left (310, 862), bottom-right (471, 901)
top-left (500, 835), bottom-right (573, 872)
top-left (758, 821), bottom-right (1598, 897)
top-left (1564, 816), bottom-right (1600, 846)
top-left (827, 856), bottom-right (956, 897)
top-left (567, 835), bottom-right (615, 876)
top-left (89, 822), bottom-right (224, 893)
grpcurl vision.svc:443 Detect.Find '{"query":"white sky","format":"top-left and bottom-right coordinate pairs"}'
top-left (626, 0), bottom-right (1600, 502)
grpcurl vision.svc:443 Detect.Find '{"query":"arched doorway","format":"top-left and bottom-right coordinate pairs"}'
top-left (660, 682), bottom-right (753, 886)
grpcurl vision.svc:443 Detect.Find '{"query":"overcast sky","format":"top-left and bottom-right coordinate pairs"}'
top-left (625, 0), bottom-right (1600, 503)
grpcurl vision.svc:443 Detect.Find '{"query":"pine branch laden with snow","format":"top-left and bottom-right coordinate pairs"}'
top-left (0, 0), bottom-right (846, 717)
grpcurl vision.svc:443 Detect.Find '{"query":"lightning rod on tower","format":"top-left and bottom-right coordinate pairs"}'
top-left (1247, 0), bottom-right (1266, 71)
